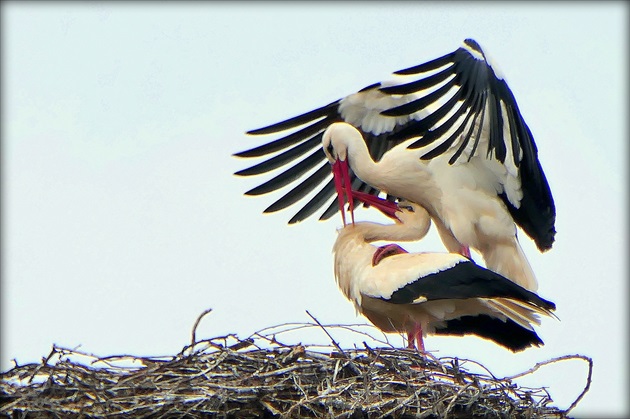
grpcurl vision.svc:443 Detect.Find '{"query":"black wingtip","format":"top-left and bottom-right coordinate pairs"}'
top-left (246, 126), bottom-right (272, 136)
top-left (233, 149), bottom-right (256, 158)
top-left (358, 82), bottom-right (381, 93)
top-left (463, 38), bottom-right (483, 54)
top-left (436, 315), bottom-right (544, 352)
top-left (392, 50), bottom-right (455, 76)
top-left (244, 101), bottom-right (340, 136)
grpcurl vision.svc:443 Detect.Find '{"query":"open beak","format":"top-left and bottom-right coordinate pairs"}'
top-left (352, 190), bottom-right (401, 222)
top-left (331, 159), bottom-right (400, 225)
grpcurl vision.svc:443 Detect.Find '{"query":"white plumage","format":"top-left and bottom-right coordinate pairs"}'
top-left (332, 199), bottom-right (556, 352)
top-left (324, 122), bottom-right (538, 291)
top-left (235, 38), bottom-right (556, 292)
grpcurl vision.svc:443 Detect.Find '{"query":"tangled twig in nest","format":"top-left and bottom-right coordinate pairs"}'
top-left (0, 310), bottom-right (592, 418)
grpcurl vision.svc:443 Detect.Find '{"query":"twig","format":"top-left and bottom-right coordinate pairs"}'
top-left (443, 382), bottom-right (474, 416)
top-left (562, 355), bottom-right (594, 415)
top-left (378, 391), bottom-right (417, 418)
top-left (28, 346), bottom-right (59, 384)
top-left (1, 315), bottom-right (588, 418)
top-left (305, 310), bottom-right (348, 359)
top-left (190, 308), bottom-right (213, 351)
top-left (501, 353), bottom-right (593, 414)
top-left (502, 354), bottom-right (589, 381)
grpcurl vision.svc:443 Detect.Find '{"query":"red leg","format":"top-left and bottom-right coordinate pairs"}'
top-left (372, 243), bottom-right (408, 266)
top-left (406, 331), bottom-right (416, 349)
top-left (459, 245), bottom-right (471, 259)
top-left (406, 323), bottom-right (425, 351)
top-left (416, 328), bottom-right (425, 352)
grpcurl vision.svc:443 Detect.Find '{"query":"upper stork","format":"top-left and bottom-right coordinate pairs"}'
top-left (234, 39), bottom-right (555, 289)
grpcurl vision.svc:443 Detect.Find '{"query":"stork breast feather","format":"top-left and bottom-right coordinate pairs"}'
top-left (360, 253), bottom-right (465, 300)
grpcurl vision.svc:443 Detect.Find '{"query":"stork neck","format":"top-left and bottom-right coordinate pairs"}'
top-left (349, 221), bottom-right (427, 243)
top-left (346, 140), bottom-right (379, 187)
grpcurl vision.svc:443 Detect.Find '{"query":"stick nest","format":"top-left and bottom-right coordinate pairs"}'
top-left (1, 312), bottom-right (592, 419)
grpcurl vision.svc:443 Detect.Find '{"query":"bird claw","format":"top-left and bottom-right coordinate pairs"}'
top-left (372, 243), bottom-right (408, 266)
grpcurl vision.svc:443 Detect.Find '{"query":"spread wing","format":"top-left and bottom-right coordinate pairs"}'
top-left (234, 38), bottom-right (555, 250)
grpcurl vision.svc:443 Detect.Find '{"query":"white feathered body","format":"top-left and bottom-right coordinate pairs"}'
top-left (332, 221), bottom-right (547, 337)
top-left (328, 118), bottom-right (538, 292)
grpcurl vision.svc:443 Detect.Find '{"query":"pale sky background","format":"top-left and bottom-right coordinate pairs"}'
top-left (2, 3), bottom-right (627, 417)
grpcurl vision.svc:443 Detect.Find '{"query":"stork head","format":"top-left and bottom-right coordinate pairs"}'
top-left (394, 200), bottom-right (427, 221)
top-left (324, 123), bottom-right (361, 226)
top-left (323, 122), bottom-right (359, 163)
top-left (395, 200), bottom-right (432, 238)
top-left (351, 194), bottom-right (431, 237)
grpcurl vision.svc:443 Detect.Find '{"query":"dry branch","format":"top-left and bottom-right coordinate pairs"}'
top-left (1, 317), bottom-right (592, 418)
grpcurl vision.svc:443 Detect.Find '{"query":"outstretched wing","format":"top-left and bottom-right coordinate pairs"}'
top-left (234, 38), bottom-right (555, 250)
top-left (382, 38), bottom-right (555, 250)
top-left (234, 86), bottom-right (412, 223)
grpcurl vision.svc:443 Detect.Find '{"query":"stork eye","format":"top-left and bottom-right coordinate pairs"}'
top-left (326, 143), bottom-right (335, 156)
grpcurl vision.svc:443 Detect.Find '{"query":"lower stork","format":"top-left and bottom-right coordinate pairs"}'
top-left (332, 195), bottom-right (556, 352)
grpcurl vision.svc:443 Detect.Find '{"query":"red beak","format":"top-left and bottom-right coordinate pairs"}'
top-left (352, 190), bottom-right (400, 222)
top-left (331, 159), bottom-right (400, 224)
top-left (331, 158), bottom-right (355, 226)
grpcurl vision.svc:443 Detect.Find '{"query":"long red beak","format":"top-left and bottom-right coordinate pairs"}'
top-left (352, 190), bottom-right (400, 221)
top-left (331, 159), bottom-right (400, 225)
top-left (331, 158), bottom-right (355, 226)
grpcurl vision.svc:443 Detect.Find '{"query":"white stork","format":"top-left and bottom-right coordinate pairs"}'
top-left (332, 195), bottom-right (556, 352)
top-left (325, 122), bottom-right (538, 291)
top-left (234, 39), bottom-right (555, 291)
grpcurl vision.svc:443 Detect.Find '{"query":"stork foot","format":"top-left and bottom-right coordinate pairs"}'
top-left (372, 243), bottom-right (408, 266)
